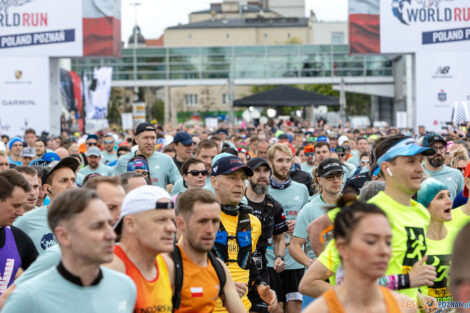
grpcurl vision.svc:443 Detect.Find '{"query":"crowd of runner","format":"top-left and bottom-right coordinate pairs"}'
top-left (0, 120), bottom-right (469, 313)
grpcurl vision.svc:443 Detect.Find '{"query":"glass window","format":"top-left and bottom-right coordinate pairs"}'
top-left (331, 32), bottom-right (345, 45)
top-left (185, 94), bottom-right (198, 107)
top-left (222, 93), bottom-right (229, 105)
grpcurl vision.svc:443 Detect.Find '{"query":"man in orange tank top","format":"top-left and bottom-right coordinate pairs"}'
top-left (105, 185), bottom-right (176, 313)
top-left (173, 188), bottom-right (245, 313)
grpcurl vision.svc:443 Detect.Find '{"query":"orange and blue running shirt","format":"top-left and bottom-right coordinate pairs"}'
top-left (114, 245), bottom-right (173, 313)
top-left (175, 243), bottom-right (221, 313)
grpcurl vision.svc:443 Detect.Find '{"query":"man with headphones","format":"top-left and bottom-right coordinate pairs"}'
top-left (210, 155), bottom-right (277, 313)
top-left (13, 157), bottom-right (79, 254)
top-left (301, 135), bottom-right (438, 304)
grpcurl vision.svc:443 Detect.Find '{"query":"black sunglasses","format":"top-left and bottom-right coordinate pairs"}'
top-left (187, 170), bottom-right (208, 176)
top-left (87, 142), bottom-right (98, 146)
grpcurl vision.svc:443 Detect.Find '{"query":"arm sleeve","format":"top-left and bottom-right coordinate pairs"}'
top-left (11, 226), bottom-right (38, 270)
top-left (113, 157), bottom-right (126, 176)
top-left (2, 284), bottom-right (34, 313)
top-left (293, 206), bottom-right (309, 239)
top-left (15, 246), bottom-right (61, 286)
top-left (273, 201), bottom-right (288, 235)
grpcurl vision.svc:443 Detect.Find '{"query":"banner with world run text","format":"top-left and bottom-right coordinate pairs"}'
top-left (380, 0), bottom-right (470, 53)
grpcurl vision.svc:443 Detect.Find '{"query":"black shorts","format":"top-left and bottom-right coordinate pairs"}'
top-left (267, 268), bottom-right (304, 303)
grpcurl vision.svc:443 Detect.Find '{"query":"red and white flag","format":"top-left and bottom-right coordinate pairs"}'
top-left (190, 287), bottom-right (204, 298)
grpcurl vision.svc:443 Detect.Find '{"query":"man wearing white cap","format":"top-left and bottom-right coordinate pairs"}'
top-left (105, 185), bottom-right (176, 313)
top-left (77, 147), bottom-right (113, 186)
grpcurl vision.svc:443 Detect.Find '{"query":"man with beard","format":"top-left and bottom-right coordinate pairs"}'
top-left (267, 144), bottom-right (309, 313)
top-left (172, 188), bottom-right (245, 313)
top-left (245, 157), bottom-right (288, 313)
top-left (422, 133), bottom-right (464, 200)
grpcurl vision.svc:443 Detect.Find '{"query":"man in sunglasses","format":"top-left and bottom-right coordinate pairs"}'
top-left (422, 133), bottom-right (464, 200)
top-left (290, 158), bottom-right (343, 307)
top-left (335, 146), bottom-right (355, 183)
top-left (301, 145), bottom-right (315, 178)
top-left (101, 134), bottom-right (117, 166)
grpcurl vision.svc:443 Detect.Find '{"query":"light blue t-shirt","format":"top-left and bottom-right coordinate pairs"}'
top-left (267, 181), bottom-right (309, 270)
top-left (293, 194), bottom-right (328, 260)
top-left (424, 165), bottom-right (464, 200)
top-left (8, 156), bottom-right (21, 166)
top-left (77, 164), bottom-right (113, 185)
top-left (341, 162), bottom-right (356, 182)
top-left (101, 151), bottom-right (117, 166)
top-left (170, 177), bottom-right (211, 196)
top-left (15, 244), bottom-right (62, 286)
top-left (114, 151), bottom-right (181, 189)
top-left (349, 150), bottom-right (360, 167)
top-left (3, 267), bottom-right (136, 313)
top-left (301, 163), bottom-right (315, 177)
top-left (13, 206), bottom-right (56, 254)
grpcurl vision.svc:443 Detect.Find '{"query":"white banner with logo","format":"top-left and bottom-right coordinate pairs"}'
top-left (0, 0), bottom-right (83, 56)
top-left (416, 51), bottom-right (470, 131)
top-left (380, 0), bottom-right (470, 53)
top-left (0, 56), bottom-right (50, 137)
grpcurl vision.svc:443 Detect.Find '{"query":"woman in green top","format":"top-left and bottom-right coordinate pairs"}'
top-left (417, 178), bottom-right (457, 305)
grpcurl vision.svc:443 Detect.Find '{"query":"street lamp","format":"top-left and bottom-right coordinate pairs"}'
top-left (130, 2), bottom-right (141, 101)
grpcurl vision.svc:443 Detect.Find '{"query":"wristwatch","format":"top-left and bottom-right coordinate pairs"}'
top-left (275, 255), bottom-right (284, 261)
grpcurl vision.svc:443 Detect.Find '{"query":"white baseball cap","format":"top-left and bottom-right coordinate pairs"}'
top-left (114, 185), bottom-right (173, 234)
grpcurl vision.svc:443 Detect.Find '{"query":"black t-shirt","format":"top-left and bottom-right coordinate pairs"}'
top-left (0, 226), bottom-right (38, 270)
top-left (247, 195), bottom-right (288, 253)
top-left (172, 156), bottom-right (184, 174)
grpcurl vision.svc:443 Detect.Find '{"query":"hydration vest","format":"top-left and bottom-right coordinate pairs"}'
top-left (212, 205), bottom-right (253, 270)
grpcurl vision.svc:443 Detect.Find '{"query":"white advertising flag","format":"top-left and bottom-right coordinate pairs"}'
top-left (0, 56), bottom-right (50, 136)
top-left (415, 51), bottom-right (470, 131)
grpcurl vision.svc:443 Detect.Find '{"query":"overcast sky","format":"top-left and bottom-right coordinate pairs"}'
top-left (121, 0), bottom-right (348, 44)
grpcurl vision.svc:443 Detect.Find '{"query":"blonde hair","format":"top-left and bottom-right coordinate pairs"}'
top-left (450, 147), bottom-right (469, 168)
top-left (266, 143), bottom-right (293, 162)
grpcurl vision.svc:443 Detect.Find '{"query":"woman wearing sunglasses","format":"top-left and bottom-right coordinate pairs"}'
top-left (182, 158), bottom-right (209, 189)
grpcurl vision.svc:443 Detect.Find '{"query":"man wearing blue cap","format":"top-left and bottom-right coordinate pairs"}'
top-left (422, 132), bottom-right (464, 200)
top-left (114, 123), bottom-right (181, 189)
top-left (173, 131), bottom-right (194, 173)
top-left (8, 138), bottom-right (23, 166)
top-left (210, 155), bottom-right (277, 313)
top-left (304, 135), bottom-right (437, 304)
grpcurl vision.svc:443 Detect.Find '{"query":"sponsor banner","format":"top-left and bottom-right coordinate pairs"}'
top-left (348, 0), bottom-right (381, 54)
top-left (82, 0), bottom-right (121, 57)
top-left (416, 52), bottom-right (470, 131)
top-left (0, 0), bottom-right (83, 56)
top-left (0, 57), bottom-right (50, 137)
top-left (380, 0), bottom-right (470, 53)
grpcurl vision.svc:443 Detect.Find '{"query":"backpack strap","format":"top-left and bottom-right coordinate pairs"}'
top-left (208, 251), bottom-right (226, 298)
top-left (171, 244), bottom-right (184, 311)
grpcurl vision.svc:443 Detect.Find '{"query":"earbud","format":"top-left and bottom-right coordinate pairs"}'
top-left (387, 168), bottom-right (393, 177)
top-left (47, 188), bottom-right (52, 195)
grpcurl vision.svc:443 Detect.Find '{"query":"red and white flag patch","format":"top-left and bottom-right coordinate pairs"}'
top-left (190, 287), bottom-right (203, 298)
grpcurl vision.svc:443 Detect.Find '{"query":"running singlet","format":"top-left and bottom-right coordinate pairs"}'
top-left (0, 227), bottom-right (21, 294)
top-left (323, 286), bottom-right (401, 313)
top-left (114, 245), bottom-right (173, 313)
top-left (175, 243), bottom-right (220, 313)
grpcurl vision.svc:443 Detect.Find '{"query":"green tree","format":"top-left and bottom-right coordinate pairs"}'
top-left (147, 99), bottom-right (165, 124)
top-left (108, 88), bottom-right (123, 125)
